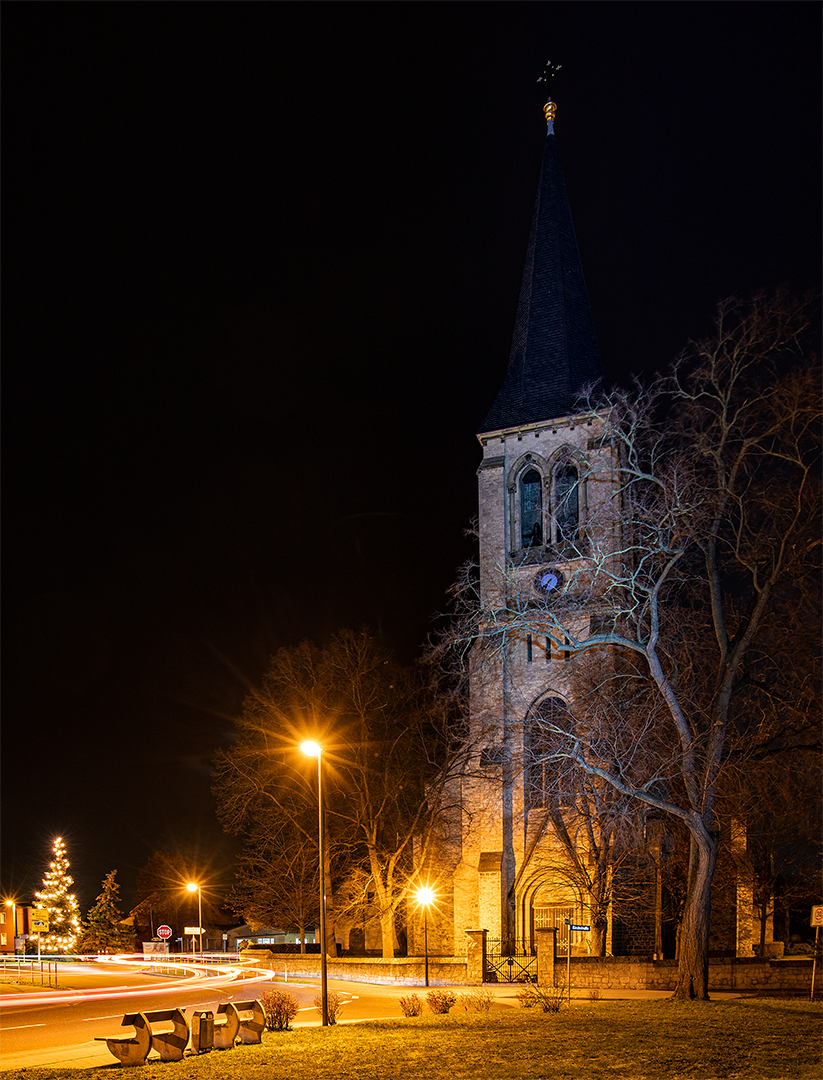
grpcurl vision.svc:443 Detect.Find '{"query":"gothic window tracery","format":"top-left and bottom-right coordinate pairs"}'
top-left (554, 462), bottom-right (579, 551)
top-left (519, 467), bottom-right (543, 548)
top-left (511, 453), bottom-right (587, 560)
top-left (524, 696), bottom-right (570, 810)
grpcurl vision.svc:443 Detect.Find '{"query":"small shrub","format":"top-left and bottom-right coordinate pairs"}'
top-left (458, 988), bottom-right (494, 1012)
top-left (587, 988), bottom-right (602, 1001)
top-left (259, 989), bottom-right (299, 1031)
top-left (314, 991), bottom-right (344, 1024)
top-left (426, 988), bottom-right (457, 1014)
top-left (398, 993), bottom-right (423, 1017)
top-left (516, 983), bottom-right (565, 1012)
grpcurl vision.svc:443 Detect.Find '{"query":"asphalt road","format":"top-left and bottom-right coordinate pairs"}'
top-left (0, 960), bottom-right (514, 1071)
top-left (0, 960), bottom-right (279, 1071)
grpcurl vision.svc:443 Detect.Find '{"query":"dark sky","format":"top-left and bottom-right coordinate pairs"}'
top-left (3, 4), bottom-right (820, 915)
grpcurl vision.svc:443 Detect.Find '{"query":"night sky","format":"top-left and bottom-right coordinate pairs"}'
top-left (3, 4), bottom-right (820, 915)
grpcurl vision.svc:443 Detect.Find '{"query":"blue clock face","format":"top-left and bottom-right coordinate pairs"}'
top-left (534, 568), bottom-right (563, 595)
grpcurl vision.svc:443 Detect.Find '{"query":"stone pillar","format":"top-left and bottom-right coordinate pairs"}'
top-left (536, 927), bottom-right (557, 987)
top-left (465, 929), bottom-right (487, 985)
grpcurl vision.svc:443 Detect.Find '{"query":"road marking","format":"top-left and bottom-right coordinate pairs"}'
top-left (82, 1014), bottom-right (124, 1021)
top-left (0, 1022), bottom-right (47, 1030)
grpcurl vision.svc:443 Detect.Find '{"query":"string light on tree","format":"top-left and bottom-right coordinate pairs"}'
top-left (34, 837), bottom-right (82, 952)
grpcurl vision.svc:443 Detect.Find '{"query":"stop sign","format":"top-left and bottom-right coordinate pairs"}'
top-left (157, 925), bottom-right (172, 940)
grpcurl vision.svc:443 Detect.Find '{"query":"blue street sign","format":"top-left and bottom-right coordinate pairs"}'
top-left (570, 924), bottom-right (591, 932)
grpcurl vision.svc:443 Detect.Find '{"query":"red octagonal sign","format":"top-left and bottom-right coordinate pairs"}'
top-left (157, 925), bottom-right (173, 940)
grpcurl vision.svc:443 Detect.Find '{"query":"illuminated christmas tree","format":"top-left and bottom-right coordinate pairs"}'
top-left (34, 836), bottom-right (82, 952)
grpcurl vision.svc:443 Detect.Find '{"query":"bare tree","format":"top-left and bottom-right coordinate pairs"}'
top-left (444, 291), bottom-right (820, 998)
top-left (213, 628), bottom-right (469, 959)
top-left (229, 819), bottom-right (320, 953)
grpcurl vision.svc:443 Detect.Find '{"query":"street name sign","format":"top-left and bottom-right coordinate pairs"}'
top-left (570, 924), bottom-right (591, 932)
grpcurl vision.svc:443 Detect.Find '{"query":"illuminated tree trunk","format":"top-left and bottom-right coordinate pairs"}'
top-left (672, 826), bottom-right (717, 1000)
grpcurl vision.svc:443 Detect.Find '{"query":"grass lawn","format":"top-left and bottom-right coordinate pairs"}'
top-left (6, 999), bottom-right (821, 1079)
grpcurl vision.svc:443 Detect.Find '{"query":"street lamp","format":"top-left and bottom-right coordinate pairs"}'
top-left (300, 739), bottom-right (328, 1026)
top-left (416, 886), bottom-right (434, 987)
top-left (4, 900), bottom-right (16, 955)
top-left (186, 883), bottom-right (202, 958)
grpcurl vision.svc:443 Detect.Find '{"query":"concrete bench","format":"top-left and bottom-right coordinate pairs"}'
top-left (94, 1011), bottom-right (152, 1067)
top-left (233, 999), bottom-right (265, 1044)
top-left (213, 1001), bottom-right (240, 1049)
top-left (147, 1008), bottom-right (190, 1062)
top-left (94, 998), bottom-right (265, 1064)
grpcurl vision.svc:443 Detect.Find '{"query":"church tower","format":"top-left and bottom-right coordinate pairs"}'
top-left (437, 100), bottom-right (622, 961)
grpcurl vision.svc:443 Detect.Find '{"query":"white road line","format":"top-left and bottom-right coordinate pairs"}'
top-left (82, 1014), bottom-right (124, 1021)
top-left (0, 1022), bottom-right (47, 1030)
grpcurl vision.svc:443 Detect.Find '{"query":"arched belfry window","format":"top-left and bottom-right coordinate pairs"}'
top-left (543, 455), bottom-right (585, 558)
top-left (519, 468), bottom-right (543, 548)
top-left (554, 463), bottom-right (579, 552)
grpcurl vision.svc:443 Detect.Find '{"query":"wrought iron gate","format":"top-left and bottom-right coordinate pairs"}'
top-left (484, 939), bottom-right (537, 983)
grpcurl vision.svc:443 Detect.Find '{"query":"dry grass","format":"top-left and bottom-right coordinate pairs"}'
top-left (5, 998), bottom-right (821, 1080)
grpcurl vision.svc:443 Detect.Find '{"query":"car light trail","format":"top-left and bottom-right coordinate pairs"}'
top-left (0, 958), bottom-right (274, 1009)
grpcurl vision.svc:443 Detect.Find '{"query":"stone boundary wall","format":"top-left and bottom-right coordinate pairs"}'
top-left (246, 952), bottom-right (469, 987)
top-left (244, 949), bottom-right (815, 993)
top-left (564, 956), bottom-right (816, 994)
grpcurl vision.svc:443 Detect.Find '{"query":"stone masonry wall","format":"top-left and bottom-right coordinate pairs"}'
top-left (245, 949), bottom-right (816, 994)
top-left (562, 956), bottom-right (816, 994)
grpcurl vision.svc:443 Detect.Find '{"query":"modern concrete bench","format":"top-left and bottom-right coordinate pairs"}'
top-left (94, 1011), bottom-right (152, 1067)
top-left (147, 1008), bottom-right (190, 1062)
top-left (234, 999), bottom-right (265, 1044)
top-left (95, 998), bottom-right (265, 1064)
top-left (213, 1001), bottom-right (240, 1049)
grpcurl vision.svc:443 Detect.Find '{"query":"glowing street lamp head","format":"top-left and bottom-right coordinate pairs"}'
top-left (301, 740), bottom-right (322, 757)
top-left (416, 887), bottom-right (434, 907)
top-left (187, 883), bottom-right (199, 894)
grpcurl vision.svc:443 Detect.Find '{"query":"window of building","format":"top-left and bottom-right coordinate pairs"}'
top-left (554, 463), bottom-right (579, 548)
top-left (519, 468), bottom-right (543, 548)
top-left (524, 697), bottom-right (569, 810)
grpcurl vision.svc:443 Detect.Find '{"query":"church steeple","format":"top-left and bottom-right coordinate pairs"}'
top-left (479, 101), bottom-right (603, 434)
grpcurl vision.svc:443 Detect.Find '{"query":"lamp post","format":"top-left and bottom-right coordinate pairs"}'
top-left (300, 740), bottom-right (328, 1026)
top-left (416, 887), bottom-right (434, 987)
top-left (4, 900), bottom-right (16, 955)
top-left (186, 883), bottom-right (202, 958)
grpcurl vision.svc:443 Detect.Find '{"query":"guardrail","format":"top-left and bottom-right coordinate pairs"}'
top-left (0, 957), bottom-right (59, 987)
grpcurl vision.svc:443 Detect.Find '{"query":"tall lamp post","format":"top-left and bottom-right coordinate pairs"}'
top-left (300, 740), bottom-right (329, 1026)
top-left (186, 883), bottom-right (202, 958)
top-left (416, 887), bottom-right (434, 987)
top-left (4, 900), bottom-right (17, 955)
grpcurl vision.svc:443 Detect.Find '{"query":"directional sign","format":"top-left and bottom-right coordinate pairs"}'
top-left (156, 924), bottom-right (172, 940)
top-left (811, 906), bottom-right (823, 927)
top-left (570, 924), bottom-right (591, 932)
top-left (184, 926), bottom-right (203, 935)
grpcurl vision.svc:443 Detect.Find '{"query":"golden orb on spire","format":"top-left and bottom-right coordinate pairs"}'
top-left (543, 100), bottom-right (557, 123)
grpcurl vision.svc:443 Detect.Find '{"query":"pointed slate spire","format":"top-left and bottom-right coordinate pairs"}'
top-left (479, 101), bottom-right (603, 434)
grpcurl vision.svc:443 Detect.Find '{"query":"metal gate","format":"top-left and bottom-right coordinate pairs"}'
top-left (484, 939), bottom-right (537, 983)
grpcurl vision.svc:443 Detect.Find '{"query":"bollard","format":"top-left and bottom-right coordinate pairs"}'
top-left (191, 1010), bottom-right (214, 1053)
